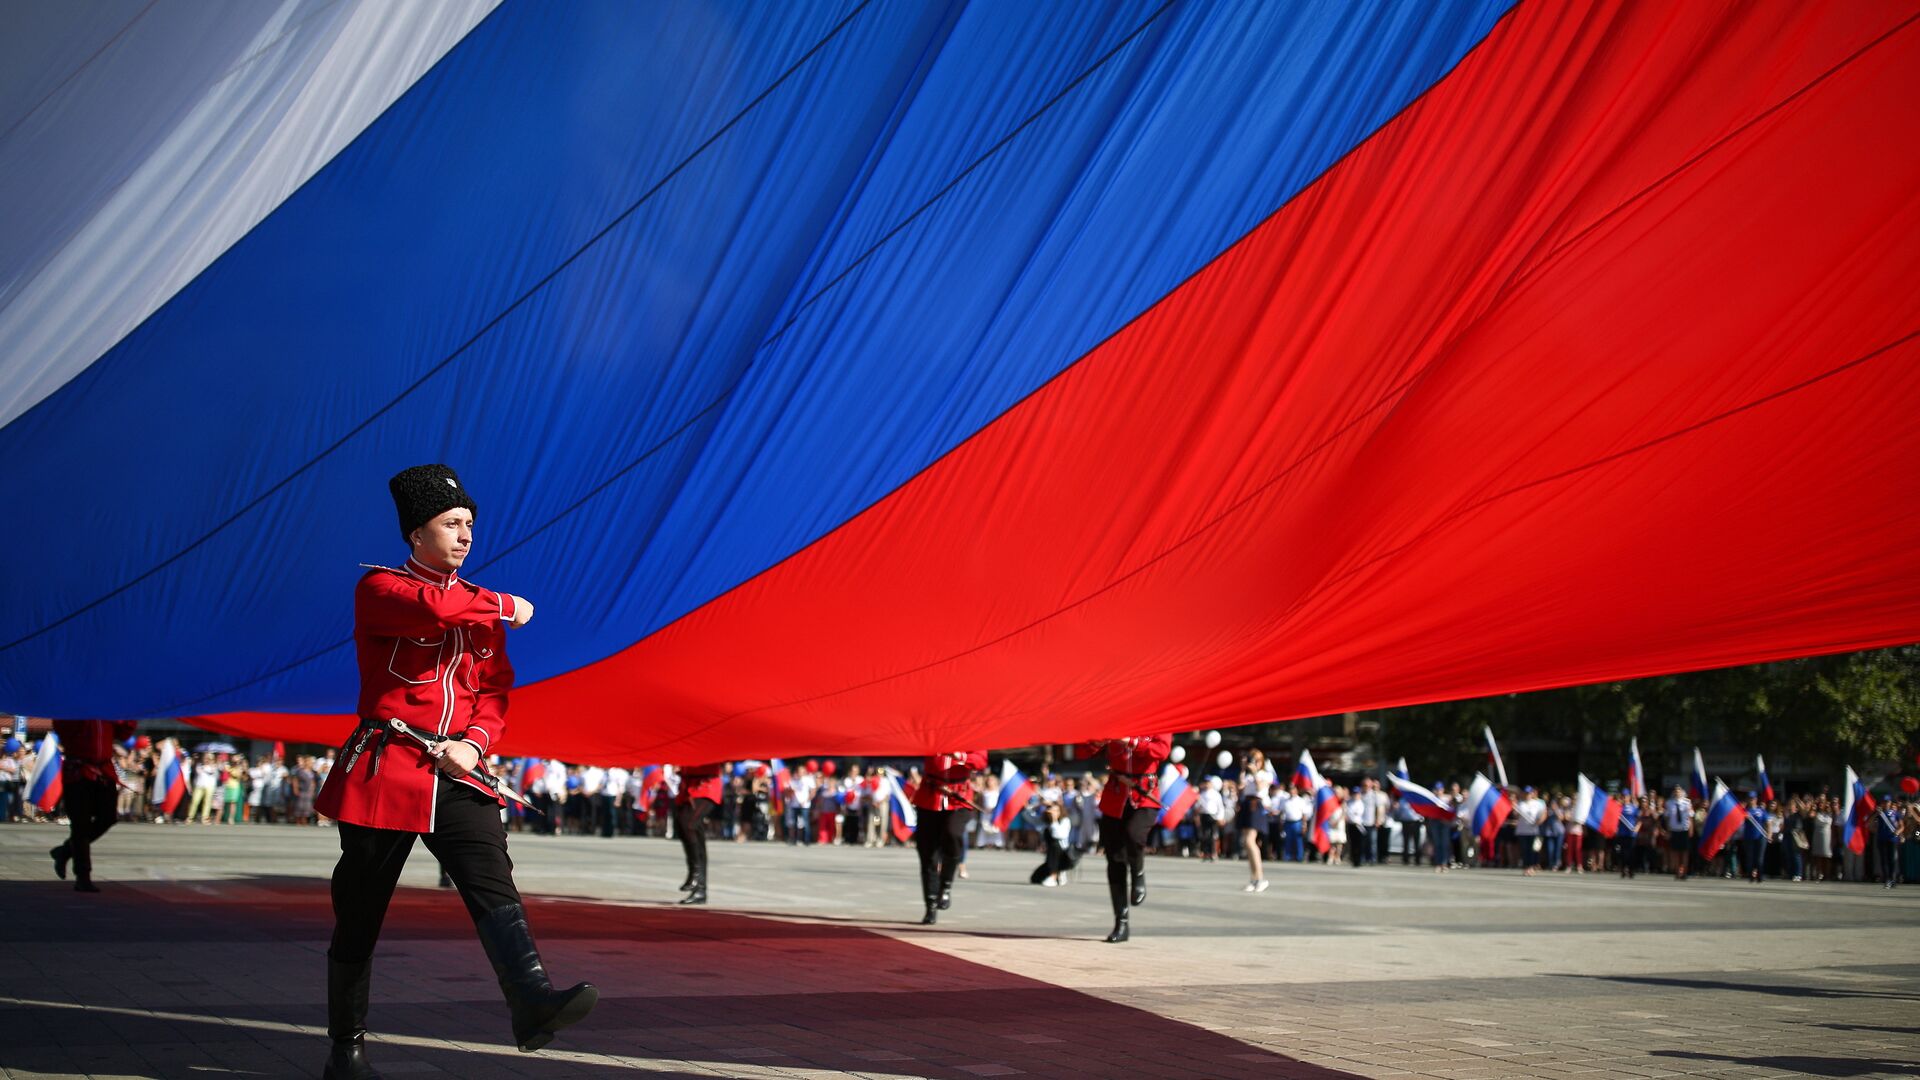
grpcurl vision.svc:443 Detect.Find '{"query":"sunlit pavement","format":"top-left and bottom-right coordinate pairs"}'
top-left (3, 822), bottom-right (1917, 1079)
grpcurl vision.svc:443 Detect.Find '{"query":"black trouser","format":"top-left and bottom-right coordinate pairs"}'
top-left (1030, 835), bottom-right (1076, 883)
top-left (1400, 820), bottom-right (1422, 863)
top-left (329, 778), bottom-right (521, 964)
top-left (674, 798), bottom-right (715, 879)
top-left (1348, 822), bottom-right (1369, 865)
top-left (915, 808), bottom-right (968, 900)
top-left (1194, 815), bottom-right (1218, 858)
top-left (56, 778), bottom-right (118, 882)
top-left (1098, 808), bottom-right (1154, 915)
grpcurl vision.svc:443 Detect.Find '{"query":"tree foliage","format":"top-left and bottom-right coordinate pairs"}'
top-left (1379, 644), bottom-right (1919, 784)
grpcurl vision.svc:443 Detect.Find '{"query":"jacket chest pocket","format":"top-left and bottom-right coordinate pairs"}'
top-left (387, 635), bottom-right (446, 685)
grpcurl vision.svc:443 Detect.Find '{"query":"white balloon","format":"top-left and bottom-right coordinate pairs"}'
top-left (1204, 730), bottom-right (1221, 748)
top-left (1169, 745), bottom-right (1186, 763)
top-left (1216, 750), bottom-right (1233, 770)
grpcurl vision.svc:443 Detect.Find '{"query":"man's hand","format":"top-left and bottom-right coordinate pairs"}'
top-left (507, 595), bottom-right (534, 628)
top-left (431, 739), bottom-right (481, 778)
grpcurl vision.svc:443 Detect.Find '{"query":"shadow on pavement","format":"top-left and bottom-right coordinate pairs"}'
top-left (1564, 972), bottom-right (1920, 1002)
top-left (1651, 1050), bottom-right (1920, 1078)
top-left (0, 876), bottom-right (1353, 1079)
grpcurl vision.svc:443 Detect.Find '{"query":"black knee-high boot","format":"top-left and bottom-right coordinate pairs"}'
top-left (322, 954), bottom-right (378, 1079)
top-left (475, 905), bottom-right (599, 1052)
top-left (1104, 861), bottom-right (1130, 943)
top-left (918, 856), bottom-right (940, 924)
top-left (679, 860), bottom-right (706, 905)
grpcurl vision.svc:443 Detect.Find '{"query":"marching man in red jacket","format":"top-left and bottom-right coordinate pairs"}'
top-left (673, 763), bottom-right (725, 905)
top-left (47, 718), bottom-right (137, 892)
top-left (911, 750), bottom-right (987, 924)
top-left (314, 465), bottom-right (595, 1079)
top-left (1088, 734), bottom-right (1173, 943)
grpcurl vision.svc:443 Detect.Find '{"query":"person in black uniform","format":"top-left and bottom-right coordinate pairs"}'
top-left (48, 719), bottom-right (137, 893)
top-left (912, 752), bottom-right (986, 924)
top-left (674, 763), bottom-right (724, 904)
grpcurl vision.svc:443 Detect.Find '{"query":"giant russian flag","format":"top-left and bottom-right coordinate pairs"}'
top-left (27, 733), bottom-right (63, 812)
top-left (991, 758), bottom-right (1035, 833)
top-left (1626, 737), bottom-right (1646, 800)
top-left (1696, 780), bottom-right (1746, 859)
top-left (1387, 774), bottom-right (1453, 822)
top-left (6, 2), bottom-right (1919, 767)
top-left (1466, 773), bottom-right (1511, 851)
top-left (152, 737), bottom-right (187, 816)
top-left (1842, 765), bottom-right (1875, 856)
top-left (1157, 763), bottom-right (1199, 829)
top-left (1574, 773), bottom-right (1621, 838)
top-left (884, 769), bottom-right (917, 843)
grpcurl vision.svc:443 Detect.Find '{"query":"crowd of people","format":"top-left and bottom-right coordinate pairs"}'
top-left (4, 738), bottom-right (1915, 890)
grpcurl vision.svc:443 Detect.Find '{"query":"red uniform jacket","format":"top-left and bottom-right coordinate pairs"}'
top-left (912, 751), bottom-right (987, 811)
top-left (316, 557), bottom-right (517, 832)
top-left (1092, 734), bottom-right (1173, 817)
top-left (676, 763), bottom-right (725, 805)
top-left (53, 719), bottom-right (137, 787)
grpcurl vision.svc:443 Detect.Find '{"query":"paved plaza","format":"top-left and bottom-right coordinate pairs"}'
top-left (2, 822), bottom-right (1917, 1079)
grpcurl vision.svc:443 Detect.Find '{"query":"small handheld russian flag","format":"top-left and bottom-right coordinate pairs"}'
top-left (1465, 773), bottom-right (1511, 851)
top-left (1483, 727), bottom-right (1508, 789)
top-left (1574, 774), bottom-right (1621, 838)
top-left (1688, 747), bottom-right (1708, 802)
top-left (1291, 749), bottom-right (1319, 792)
top-left (1386, 774), bottom-right (1453, 821)
top-left (1754, 754), bottom-right (1773, 802)
top-left (1696, 780), bottom-right (1746, 859)
top-left (1626, 736), bottom-right (1645, 800)
top-left (1842, 765), bottom-right (1875, 856)
top-left (27, 732), bottom-right (63, 812)
top-left (884, 768), bottom-right (917, 842)
top-left (152, 737), bottom-right (187, 815)
top-left (1157, 763), bottom-right (1199, 828)
top-left (990, 759), bottom-right (1035, 833)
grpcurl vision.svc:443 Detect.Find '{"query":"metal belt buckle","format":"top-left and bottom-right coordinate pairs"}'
top-left (342, 727), bottom-right (374, 775)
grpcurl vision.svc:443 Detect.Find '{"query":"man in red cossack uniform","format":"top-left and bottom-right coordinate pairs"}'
top-left (911, 750), bottom-right (987, 924)
top-left (313, 465), bottom-right (595, 1080)
top-left (1087, 734), bottom-right (1173, 942)
top-left (48, 718), bottom-right (137, 892)
top-left (673, 763), bottom-right (725, 904)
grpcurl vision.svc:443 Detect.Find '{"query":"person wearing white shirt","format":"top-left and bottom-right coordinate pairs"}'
top-left (786, 768), bottom-right (816, 845)
top-left (1664, 788), bottom-right (1694, 879)
top-left (188, 756), bottom-right (219, 824)
top-left (1194, 778), bottom-right (1225, 862)
top-left (1365, 779), bottom-right (1392, 865)
top-left (605, 767), bottom-right (631, 836)
top-left (1343, 787), bottom-right (1372, 866)
top-left (1281, 790), bottom-right (1310, 863)
top-left (1513, 786), bottom-right (1547, 875)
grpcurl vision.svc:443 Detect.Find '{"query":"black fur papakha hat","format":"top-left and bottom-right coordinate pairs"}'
top-left (389, 464), bottom-right (478, 539)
